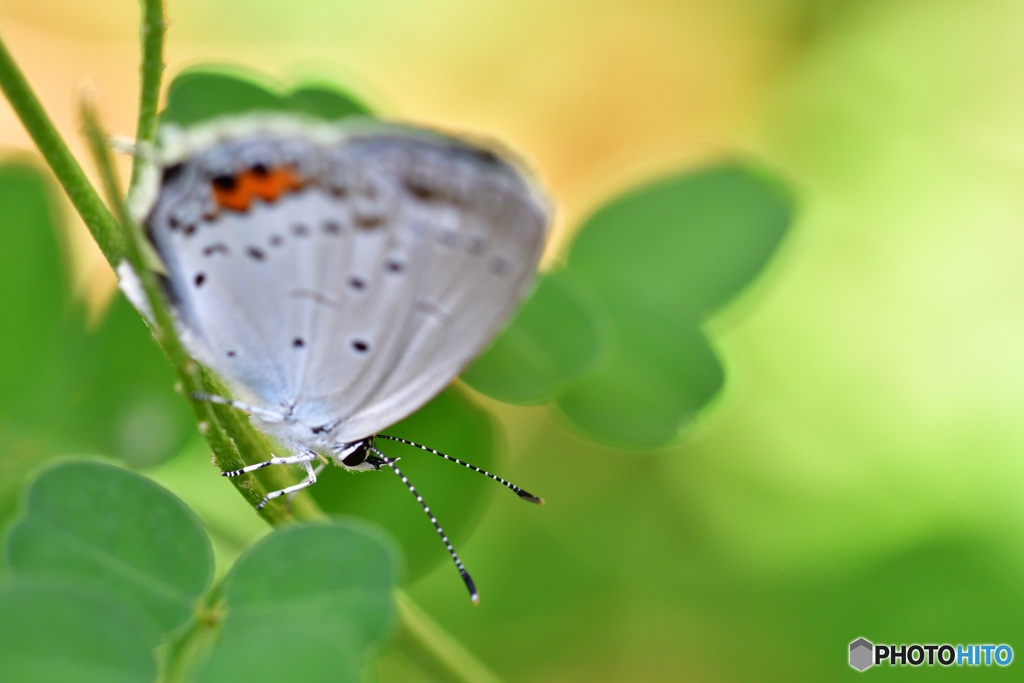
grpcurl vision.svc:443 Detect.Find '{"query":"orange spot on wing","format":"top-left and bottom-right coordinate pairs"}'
top-left (250, 167), bottom-right (303, 203)
top-left (211, 166), bottom-right (304, 212)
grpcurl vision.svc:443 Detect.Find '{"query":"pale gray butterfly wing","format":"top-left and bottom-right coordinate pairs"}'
top-left (135, 116), bottom-right (549, 444)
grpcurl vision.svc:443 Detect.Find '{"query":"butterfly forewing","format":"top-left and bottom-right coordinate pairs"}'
top-left (140, 117), bottom-right (549, 442)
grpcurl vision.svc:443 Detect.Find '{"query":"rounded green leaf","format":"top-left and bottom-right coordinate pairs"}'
top-left (309, 385), bottom-right (504, 586)
top-left (161, 67), bottom-right (375, 127)
top-left (462, 271), bottom-right (607, 404)
top-left (161, 69), bottom-right (286, 127)
top-left (4, 460), bottom-right (214, 636)
top-left (194, 520), bottom-right (398, 682)
top-left (567, 165), bottom-right (792, 317)
top-left (557, 164), bottom-right (792, 446)
top-left (0, 580), bottom-right (159, 682)
top-left (557, 322), bottom-right (723, 447)
top-left (287, 85), bottom-right (374, 120)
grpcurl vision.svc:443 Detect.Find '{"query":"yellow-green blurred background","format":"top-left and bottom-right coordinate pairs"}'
top-left (4, 0), bottom-right (1024, 679)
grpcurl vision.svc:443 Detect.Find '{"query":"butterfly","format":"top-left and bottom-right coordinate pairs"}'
top-left (120, 114), bottom-right (550, 601)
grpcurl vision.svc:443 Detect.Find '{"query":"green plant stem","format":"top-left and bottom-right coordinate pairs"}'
top-left (79, 99), bottom-right (292, 525)
top-left (393, 590), bottom-right (504, 683)
top-left (0, 32), bottom-right (124, 265)
top-left (131, 0), bottom-right (165, 187)
top-left (159, 599), bottom-right (224, 683)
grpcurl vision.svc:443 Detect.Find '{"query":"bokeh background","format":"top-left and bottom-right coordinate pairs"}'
top-left (3, 0), bottom-right (1024, 680)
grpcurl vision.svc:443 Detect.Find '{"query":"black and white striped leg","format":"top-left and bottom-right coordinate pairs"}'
top-left (220, 450), bottom-right (319, 477)
top-left (376, 434), bottom-right (544, 504)
top-left (286, 457), bottom-right (328, 503)
top-left (253, 453), bottom-right (322, 510)
top-left (370, 446), bottom-right (479, 604)
top-left (220, 449), bottom-right (321, 510)
top-left (190, 392), bottom-right (288, 422)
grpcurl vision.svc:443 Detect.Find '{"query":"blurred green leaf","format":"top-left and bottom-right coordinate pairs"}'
top-left (161, 67), bottom-right (374, 127)
top-left (161, 69), bottom-right (286, 126)
top-left (309, 385), bottom-right (502, 586)
top-left (47, 296), bottom-right (198, 466)
top-left (558, 323), bottom-right (723, 447)
top-left (3, 460), bottom-right (214, 636)
top-left (0, 580), bottom-right (159, 682)
top-left (462, 271), bottom-right (607, 404)
top-left (567, 165), bottom-right (792, 316)
top-left (0, 163), bottom-right (194, 466)
top-left (287, 84), bottom-right (374, 120)
top-left (556, 165), bottom-right (792, 446)
top-left (0, 430), bottom-right (51, 529)
top-left (194, 521), bottom-right (398, 682)
top-left (0, 162), bottom-right (64, 396)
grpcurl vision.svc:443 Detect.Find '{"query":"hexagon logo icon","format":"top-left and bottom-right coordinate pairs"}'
top-left (850, 638), bottom-right (874, 671)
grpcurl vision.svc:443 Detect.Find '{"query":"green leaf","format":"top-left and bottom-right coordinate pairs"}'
top-left (555, 164), bottom-right (792, 446)
top-left (4, 460), bottom-right (214, 636)
top-left (557, 321), bottom-right (723, 447)
top-left (161, 69), bottom-right (286, 127)
top-left (0, 162), bottom-right (64, 396)
top-left (0, 431), bottom-right (51, 529)
top-left (462, 271), bottom-right (607, 404)
top-left (194, 520), bottom-right (398, 682)
top-left (0, 163), bottom-right (194, 466)
top-left (567, 165), bottom-right (792, 317)
top-left (48, 296), bottom-right (198, 466)
top-left (309, 385), bottom-right (501, 585)
top-left (161, 67), bottom-right (375, 127)
top-left (0, 580), bottom-right (159, 682)
top-left (287, 85), bottom-right (374, 121)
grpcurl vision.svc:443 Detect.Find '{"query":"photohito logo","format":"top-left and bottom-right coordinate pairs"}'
top-left (849, 638), bottom-right (1013, 670)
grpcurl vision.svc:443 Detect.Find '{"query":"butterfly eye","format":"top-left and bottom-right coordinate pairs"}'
top-left (341, 446), bottom-right (368, 467)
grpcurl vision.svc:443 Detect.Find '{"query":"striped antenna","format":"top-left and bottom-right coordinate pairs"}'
top-left (376, 434), bottom-right (544, 504)
top-left (370, 447), bottom-right (479, 604)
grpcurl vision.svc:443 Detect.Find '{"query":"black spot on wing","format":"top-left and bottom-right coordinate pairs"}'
top-left (354, 214), bottom-right (383, 229)
top-left (490, 256), bottom-right (511, 277)
top-left (247, 246), bottom-right (266, 261)
top-left (202, 243), bottom-right (229, 256)
top-left (212, 174), bottom-right (237, 191)
top-left (161, 162), bottom-right (186, 185)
